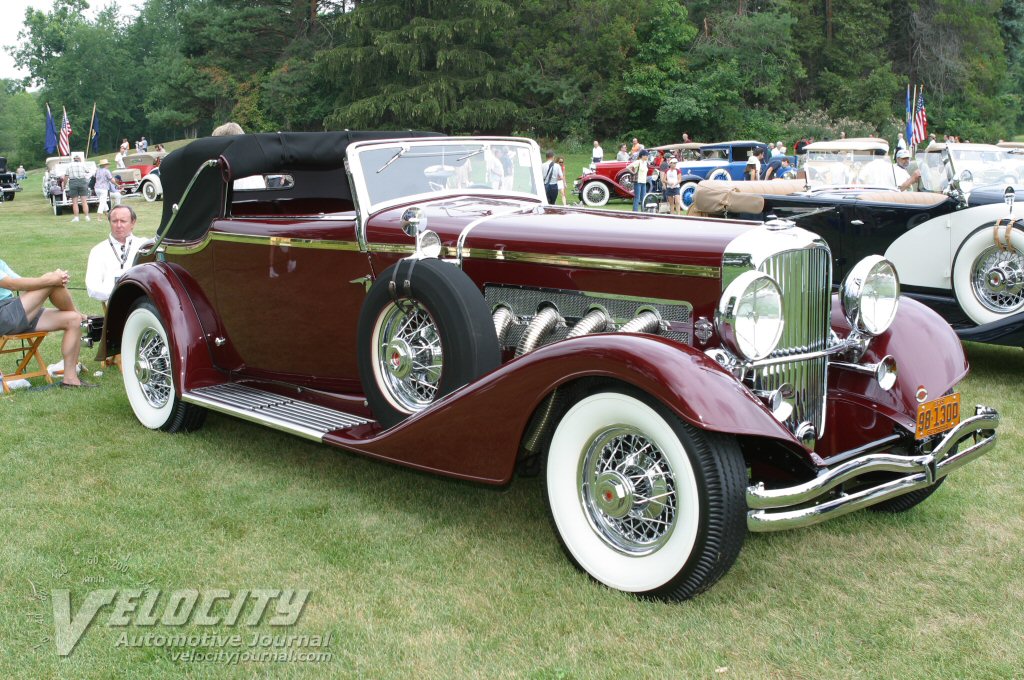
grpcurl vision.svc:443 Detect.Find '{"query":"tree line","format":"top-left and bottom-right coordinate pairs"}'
top-left (2, 0), bottom-right (1023, 168)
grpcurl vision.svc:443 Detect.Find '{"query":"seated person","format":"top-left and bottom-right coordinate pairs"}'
top-left (86, 205), bottom-right (144, 303)
top-left (0, 258), bottom-right (91, 387)
top-left (857, 157), bottom-right (896, 186)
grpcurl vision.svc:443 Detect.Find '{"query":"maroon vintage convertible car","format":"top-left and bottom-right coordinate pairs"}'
top-left (101, 131), bottom-right (1000, 600)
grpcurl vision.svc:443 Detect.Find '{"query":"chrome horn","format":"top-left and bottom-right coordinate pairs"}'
top-left (831, 355), bottom-right (897, 391)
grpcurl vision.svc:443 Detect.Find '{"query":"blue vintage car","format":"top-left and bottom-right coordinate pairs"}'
top-left (673, 140), bottom-right (772, 207)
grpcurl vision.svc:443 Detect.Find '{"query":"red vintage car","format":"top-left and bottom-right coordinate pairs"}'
top-left (101, 131), bottom-right (1000, 600)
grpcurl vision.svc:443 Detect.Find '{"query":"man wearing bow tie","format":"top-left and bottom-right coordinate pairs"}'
top-left (86, 205), bottom-right (144, 303)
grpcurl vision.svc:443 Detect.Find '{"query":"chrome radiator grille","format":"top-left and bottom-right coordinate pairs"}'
top-left (755, 246), bottom-right (832, 438)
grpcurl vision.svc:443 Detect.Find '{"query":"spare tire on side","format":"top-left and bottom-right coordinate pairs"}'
top-left (357, 258), bottom-right (501, 428)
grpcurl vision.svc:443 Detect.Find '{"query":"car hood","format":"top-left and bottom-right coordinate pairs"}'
top-left (367, 196), bottom-right (753, 273)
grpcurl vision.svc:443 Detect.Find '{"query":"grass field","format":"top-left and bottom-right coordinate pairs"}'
top-left (1, 151), bottom-right (1023, 679)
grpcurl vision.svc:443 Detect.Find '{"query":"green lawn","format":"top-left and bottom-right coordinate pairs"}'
top-left (1, 155), bottom-right (1022, 679)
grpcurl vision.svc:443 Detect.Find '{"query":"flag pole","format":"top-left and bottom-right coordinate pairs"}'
top-left (86, 102), bottom-right (97, 158)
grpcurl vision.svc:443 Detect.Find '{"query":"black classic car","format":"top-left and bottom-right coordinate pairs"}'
top-left (0, 156), bottom-right (21, 202)
top-left (691, 141), bottom-right (1024, 346)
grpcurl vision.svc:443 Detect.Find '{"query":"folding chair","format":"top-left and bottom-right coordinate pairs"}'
top-left (0, 331), bottom-right (53, 393)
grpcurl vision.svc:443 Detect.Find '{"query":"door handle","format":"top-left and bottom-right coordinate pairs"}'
top-left (850, 219), bottom-right (864, 226)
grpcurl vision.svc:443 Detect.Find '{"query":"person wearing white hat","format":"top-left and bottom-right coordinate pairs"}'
top-left (93, 158), bottom-right (121, 214)
top-left (894, 149), bottom-right (922, 191)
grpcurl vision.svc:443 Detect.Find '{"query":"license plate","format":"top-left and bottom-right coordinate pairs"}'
top-left (915, 393), bottom-right (961, 440)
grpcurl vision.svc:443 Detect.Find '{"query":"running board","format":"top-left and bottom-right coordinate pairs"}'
top-left (183, 383), bottom-right (374, 441)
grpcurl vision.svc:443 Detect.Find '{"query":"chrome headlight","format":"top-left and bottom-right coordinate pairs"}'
top-left (841, 256), bottom-right (900, 336)
top-left (716, 271), bottom-right (784, 361)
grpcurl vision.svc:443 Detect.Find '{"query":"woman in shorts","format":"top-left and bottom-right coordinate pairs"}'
top-left (663, 158), bottom-right (682, 215)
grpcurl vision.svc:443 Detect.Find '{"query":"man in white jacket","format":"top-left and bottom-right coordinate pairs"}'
top-left (86, 205), bottom-right (144, 303)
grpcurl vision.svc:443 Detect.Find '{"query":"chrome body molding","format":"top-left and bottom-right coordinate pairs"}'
top-left (746, 405), bottom-right (1000, 531)
top-left (455, 207), bottom-right (535, 268)
top-left (158, 229), bottom-right (715, 280)
top-left (161, 231), bottom-right (364, 256)
top-left (464, 247), bottom-right (720, 278)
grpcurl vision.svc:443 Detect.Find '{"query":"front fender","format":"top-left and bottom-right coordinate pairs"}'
top-left (829, 294), bottom-right (968, 433)
top-left (325, 333), bottom-right (796, 484)
top-left (103, 262), bottom-right (222, 394)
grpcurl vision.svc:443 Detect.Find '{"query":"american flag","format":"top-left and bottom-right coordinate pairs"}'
top-left (911, 90), bottom-right (927, 146)
top-left (58, 107), bottom-right (72, 156)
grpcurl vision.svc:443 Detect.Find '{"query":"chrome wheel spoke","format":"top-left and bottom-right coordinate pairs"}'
top-left (135, 327), bottom-right (172, 409)
top-left (578, 426), bottom-right (678, 555)
top-left (376, 300), bottom-right (443, 412)
top-left (972, 245), bottom-right (1024, 314)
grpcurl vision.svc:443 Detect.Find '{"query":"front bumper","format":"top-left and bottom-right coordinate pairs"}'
top-left (746, 405), bottom-right (1000, 531)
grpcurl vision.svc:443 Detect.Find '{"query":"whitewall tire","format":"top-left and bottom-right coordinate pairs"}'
top-left (142, 180), bottom-right (159, 202)
top-left (680, 181), bottom-right (699, 208)
top-left (581, 181), bottom-right (610, 207)
top-left (544, 389), bottom-right (747, 600)
top-left (952, 225), bottom-right (1024, 325)
top-left (122, 299), bottom-right (205, 432)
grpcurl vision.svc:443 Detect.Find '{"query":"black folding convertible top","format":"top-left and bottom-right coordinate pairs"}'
top-left (158, 130), bottom-right (441, 242)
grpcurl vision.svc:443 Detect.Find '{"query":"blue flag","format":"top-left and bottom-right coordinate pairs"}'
top-left (91, 110), bottom-right (100, 152)
top-left (905, 85), bottom-right (913, 148)
top-left (44, 103), bottom-right (58, 154)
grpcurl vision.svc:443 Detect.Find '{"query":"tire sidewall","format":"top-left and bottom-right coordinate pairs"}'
top-left (951, 224), bottom-right (1024, 325)
top-left (707, 169), bottom-right (731, 182)
top-left (143, 181), bottom-right (157, 202)
top-left (680, 181), bottom-right (698, 208)
top-left (581, 181), bottom-right (610, 207)
top-left (122, 301), bottom-right (176, 429)
top-left (545, 391), bottom-right (703, 593)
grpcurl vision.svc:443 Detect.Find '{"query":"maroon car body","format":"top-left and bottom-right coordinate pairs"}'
top-left (101, 131), bottom-right (1000, 600)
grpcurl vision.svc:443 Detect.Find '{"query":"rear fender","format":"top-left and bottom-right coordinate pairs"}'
top-left (326, 333), bottom-right (798, 484)
top-left (103, 262), bottom-right (223, 394)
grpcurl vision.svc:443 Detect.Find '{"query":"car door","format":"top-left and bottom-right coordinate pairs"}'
top-left (209, 216), bottom-right (372, 388)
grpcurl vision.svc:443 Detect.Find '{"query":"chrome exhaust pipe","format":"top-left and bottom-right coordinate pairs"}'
top-left (492, 306), bottom-right (514, 346)
top-left (567, 309), bottom-right (610, 338)
top-left (516, 307), bottom-right (560, 357)
top-left (617, 310), bottom-right (661, 334)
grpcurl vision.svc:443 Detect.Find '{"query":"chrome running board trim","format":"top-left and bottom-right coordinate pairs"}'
top-left (183, 383), bottom-right (373, 441)
top-left (746, 405), bottom-right (999, 532)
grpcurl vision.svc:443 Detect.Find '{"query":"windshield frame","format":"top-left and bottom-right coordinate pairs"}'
top-left (347, 137), bottom-right (544, 251)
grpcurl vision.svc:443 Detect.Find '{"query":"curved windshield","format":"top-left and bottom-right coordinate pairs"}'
top-left (920, 147), bottom-right (1024, 192)
top-left (951, 148), bottom-right (1024, 187)
top-left (799, 151), bottom-right (896, 187)
top-left (355, 140), bottom-right (541, 207)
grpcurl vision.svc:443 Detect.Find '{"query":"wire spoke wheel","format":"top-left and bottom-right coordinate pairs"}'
top-left (135, 327), bottom-right (173, 409)
top-left (374, 300), bottom-right (444, 413)
top-left (970, 244), bottom-right (1024, 314)
top-left (579, 426), bottom-right (677, 555)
